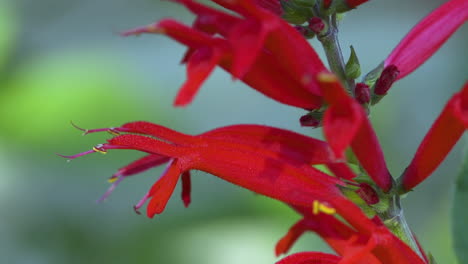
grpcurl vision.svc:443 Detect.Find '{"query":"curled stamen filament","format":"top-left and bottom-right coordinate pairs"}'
top-left (134, 192), bottom-right (151, 215)
top-left (97, 176), bottom-right (125, 203)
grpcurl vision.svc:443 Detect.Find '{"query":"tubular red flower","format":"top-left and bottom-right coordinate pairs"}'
top-left (63, 122), bottom-right (351, 218)
top-left (124, 0), bottom-right (328, 110)
top-left (402, 82), bottom-right (468, 191)
top-left (385, 0), bottom-right (468, 80)
top-left (317, 73), bottom-right (392, 192)
top-left (124, 19), bottom-right (322, 109)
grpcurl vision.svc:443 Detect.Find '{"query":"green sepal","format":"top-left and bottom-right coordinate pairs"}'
top-left (294, 0), bottom-right (316, 7)
top-left (452, 145), bottom-right (468, 264)
top-left (339, 185), bottom-right (376, 218)
top-left (362, 61), bottom-right (384, 87)
top-left (363, 62), bottom-right (385, 105)
top-left (281, 0), bottom-right (314, 24)
top-left (345, 45), bottom-right (361, 79)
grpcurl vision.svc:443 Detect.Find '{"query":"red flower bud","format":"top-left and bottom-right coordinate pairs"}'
top-left (300, 114), bottom-right (321, 127)
top-left (308, 17), bottom-right (325, 34)
top-left (374, 65), bottom-right (399, 95)
top-left (355, 82), bottom-right (370, 104)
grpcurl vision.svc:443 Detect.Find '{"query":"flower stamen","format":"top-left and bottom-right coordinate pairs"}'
top-left (313, 200), bottom-right (336, 215)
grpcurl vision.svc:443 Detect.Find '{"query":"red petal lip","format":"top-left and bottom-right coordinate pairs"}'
top-left (385, 0), bottom-right (468, 80)
top-left (402, 82), bottom-right (468, 191)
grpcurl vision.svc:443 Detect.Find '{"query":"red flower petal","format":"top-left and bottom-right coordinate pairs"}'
top-left (113, 154), bottom-right (170, 178)
top-left (254, 0), bottom-right (283, 15)
top-left (175, 46), bottom-right (224, 106)
top-left (276, 252), bottom-right (341, 264)
top-left (346, 0), bottom-right (369, 8)
top-left (181, 171), bottom-right (192, 207)
top-left (402, 82), bottom-right (468, 191)
top-left (385, 0), bottom-right (468, 79)
top-left (201, 124), bottom-right (335, 165)
top-left (147, 160), bottom-right (182, 217)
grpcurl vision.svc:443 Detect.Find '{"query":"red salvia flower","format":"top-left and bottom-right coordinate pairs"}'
top-left (63, 123), bottom-right (350, 216)
top-left (123, 0), bottom-right (328, 110)
top-left (377, 0), bottom-right (468, 94)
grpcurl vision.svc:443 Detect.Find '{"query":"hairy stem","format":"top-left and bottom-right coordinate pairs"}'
top-left (318, 14), bottom-right (355, 94)
top-left (380, 195), bottom-right (425, 260)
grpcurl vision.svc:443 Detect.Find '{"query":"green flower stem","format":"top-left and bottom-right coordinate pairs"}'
top-left (380, 195), bottom-right (425, 260)
top-left (318, 14), bottom-right (355, 94)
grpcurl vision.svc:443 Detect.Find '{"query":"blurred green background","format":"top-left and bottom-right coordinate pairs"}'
top-left (0, 0), bottom-right (466, 263)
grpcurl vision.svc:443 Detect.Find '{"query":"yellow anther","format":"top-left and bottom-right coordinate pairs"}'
top-left (317, 72), bottom-right (338, 83)
top-left (108, 177), bottom-right (118, 183)
top-left (147, 24), bottom-right (164, 34)
top-left (92, 146), bottom-right (107, 154)
top-left (313, 200), bottom-right (336, 215)
top-left (107, 129), bottom-right (120, 136)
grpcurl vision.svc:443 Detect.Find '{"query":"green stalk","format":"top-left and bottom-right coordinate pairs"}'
top-left (317, 14), bottom-right (355, 94)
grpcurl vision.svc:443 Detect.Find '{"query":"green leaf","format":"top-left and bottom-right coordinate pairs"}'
top-left (345, 45), bottom-right (361, 79)
top-left (452, 145), bottom-right (468, 263)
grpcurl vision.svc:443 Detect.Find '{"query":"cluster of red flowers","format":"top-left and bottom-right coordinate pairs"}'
top-left (63, 0), bottom-right (468, 263)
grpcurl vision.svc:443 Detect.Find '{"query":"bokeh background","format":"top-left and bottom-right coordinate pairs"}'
top-left (0, 0), bottom-right (466, 263)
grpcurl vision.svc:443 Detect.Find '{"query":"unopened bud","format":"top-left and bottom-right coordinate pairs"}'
top-left (308, 17), bottom-right (326, 34)
top-left (300, 114), bottom-right (321, 127)
top-left (374, 65), bottom-right (400, 95)
top-left (356, 183), bottom-right (379, 205)
top-left (294, 25), bottom-right (308, 35)
top-left (355, 83), bottom-right (370, 104)
top-left (322, 0), bottom-right (332, 8)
